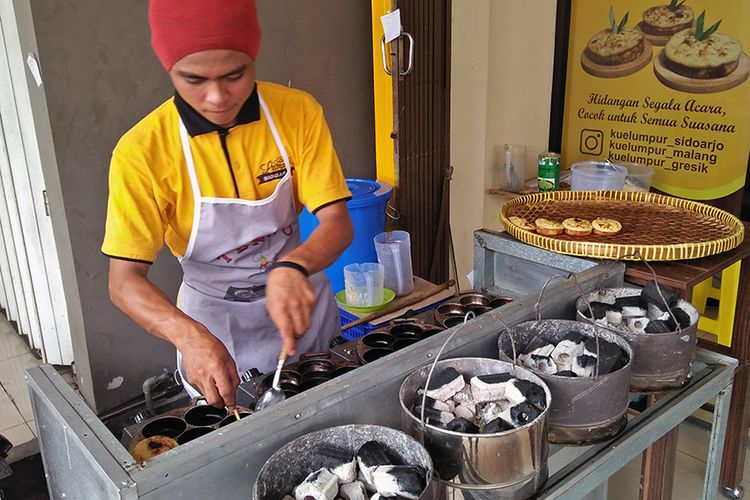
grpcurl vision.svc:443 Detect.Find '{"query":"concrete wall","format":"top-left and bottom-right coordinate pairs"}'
top-left (450, 0), bottom-right (558, 288)
top-left (28, 0), bottom-right (374, 412)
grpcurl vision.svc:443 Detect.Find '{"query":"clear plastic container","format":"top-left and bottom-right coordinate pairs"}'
top-left (621, 163), bottom-right (654, 192)
top-left (343, 263), bottom-right (384, 307)
top-left (570, 161), bottom-right (627, 191)
top-left (374, 230), bottom-right (415, 296)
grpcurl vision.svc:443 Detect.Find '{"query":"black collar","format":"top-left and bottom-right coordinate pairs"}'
top-left (174, 85), bottom-right (260, 137)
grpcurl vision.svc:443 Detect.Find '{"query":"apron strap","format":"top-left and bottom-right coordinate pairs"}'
top-left (179, 119), bottom-right (203, 259)
top-left (258, 93), bottom-right (296, 212)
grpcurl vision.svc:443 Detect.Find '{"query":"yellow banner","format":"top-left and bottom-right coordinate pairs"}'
top-left (561, 0), bottom-right (750, 200)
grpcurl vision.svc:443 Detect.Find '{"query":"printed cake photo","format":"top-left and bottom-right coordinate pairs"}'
top-left (662, 14), bottom-right (742, 79)
top-left (582, 7), bottom-right (653, 78)
top-left (585, 11), bottom-right (645, 66)
top-left (640, 0), bottom-right (695, 38)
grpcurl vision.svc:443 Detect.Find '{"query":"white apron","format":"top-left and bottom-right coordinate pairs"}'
top-left (176, 93), bottom-right (340, 398)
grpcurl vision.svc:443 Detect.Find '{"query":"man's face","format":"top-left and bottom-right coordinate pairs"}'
top-left (169, 49), bottom-right (256, 128)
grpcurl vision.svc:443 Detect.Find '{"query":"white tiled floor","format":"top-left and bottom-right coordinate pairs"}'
top-left (0, 318), bottom-right (41, 449)
top-left (0, 314), bottom-right (745, 496)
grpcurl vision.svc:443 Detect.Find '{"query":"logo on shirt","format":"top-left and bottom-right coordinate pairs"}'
top-left (257, 155), bottom-right (295, 184)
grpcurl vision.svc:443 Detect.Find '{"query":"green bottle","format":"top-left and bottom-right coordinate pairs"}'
top-left (538, 152), bottom-right (561, 192)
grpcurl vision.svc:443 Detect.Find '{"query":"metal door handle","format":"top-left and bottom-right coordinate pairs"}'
top-left (380, 35), bottom-right (392, 76)
top-left (399, 32), bottom-right (414, 76)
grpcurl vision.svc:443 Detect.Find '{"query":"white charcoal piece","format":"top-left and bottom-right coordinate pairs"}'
top-left (294, 468), bottom-right (339, 500)
top-left (627, 317), bottom-right (649, 334)
top-left (451, 385), bottom-right (473, 406)
top-left (605, 310), bottom-right (623, 326)
top-left (339, 481), bottom-right (368, 500)
top-left (370, 466), bottom-right (425, 500)
top-left (453, 404), bottom-right (476, 421)
top-left (621, 306), bottom-right (647, 319)
top-left (551, 340), bottom-right (584, 371)
top-left (478, 402), bottom-right (503, 426)
top-left (469, 373), bottom-right (512, 403)
top-left (424, 367), bottom-right (465, 401)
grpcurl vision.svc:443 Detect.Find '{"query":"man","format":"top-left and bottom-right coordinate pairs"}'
top-left (102, 0), bottom-right (353, 410)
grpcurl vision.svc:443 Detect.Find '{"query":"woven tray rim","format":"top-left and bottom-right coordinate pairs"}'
top-left (499, 191), bottom-right (745, 261)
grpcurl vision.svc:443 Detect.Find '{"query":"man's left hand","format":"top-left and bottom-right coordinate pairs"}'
top-left (265, 266), bottom-right (315, 357)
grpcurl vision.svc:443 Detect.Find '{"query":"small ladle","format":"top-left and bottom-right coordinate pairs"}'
top-left (255, 353), bottom-right (287, 411)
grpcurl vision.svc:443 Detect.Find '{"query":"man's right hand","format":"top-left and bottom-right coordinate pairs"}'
top-left (108, 259), bottom-right (240, 409)
top-left (178, 327), bottom-right (240, 409)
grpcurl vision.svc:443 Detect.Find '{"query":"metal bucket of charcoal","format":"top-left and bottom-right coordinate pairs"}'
top-left (498, 320), bottom-right (632, 445)
top-left (398, 357), bottom-right (551, 499)
top-left (252, 424), bottom-right (436, 500)
top-left (575, 281), bottom-right (699, 392)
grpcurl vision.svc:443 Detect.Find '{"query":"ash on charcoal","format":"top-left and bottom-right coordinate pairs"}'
top-left (425, 367), bottom-right (465, 401)
top-left (551, 340), bottom-right (585, 371)
top-left (370, 465), bottom-right (425, 500)
top-left (522, 335), bottom-right (555, 357)
top-left (451, 385), bottom-right (473, 406)
top-left (627, 317), bottom-right (648, 334)
top-left (339, 480), bottom-right (367, 500)
top-left (572, 354), bottom-right (597, 377)
top-left (294, 468), bottom-right (338, 500)
top-left (621, 306), bottom-right (647, 318)
top-left (521, 354), bottom-right (557, 375)
top-left (605, 310), bottom-right (623, 326)
top-left (315, 446), bottom-right (357, 483)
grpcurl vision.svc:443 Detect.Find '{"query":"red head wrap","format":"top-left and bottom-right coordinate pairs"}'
top-left (149, 0), bottom-right (261, 71)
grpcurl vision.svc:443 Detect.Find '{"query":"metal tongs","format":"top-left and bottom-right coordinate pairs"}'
top-left (255, 352), bottom-right (287, 411)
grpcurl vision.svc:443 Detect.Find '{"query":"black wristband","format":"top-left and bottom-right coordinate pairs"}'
top-left (268, 260), bottom-right (309, 277)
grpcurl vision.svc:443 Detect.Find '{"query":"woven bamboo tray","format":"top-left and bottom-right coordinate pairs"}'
top-left (499, 191), bottom-right (744, 261)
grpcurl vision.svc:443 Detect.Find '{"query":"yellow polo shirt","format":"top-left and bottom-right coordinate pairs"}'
top-left (102, 81), bottom-right (351, 263)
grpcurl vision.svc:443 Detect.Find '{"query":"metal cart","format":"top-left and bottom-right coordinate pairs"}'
top-left (25, 230), bottom-right (737, 499)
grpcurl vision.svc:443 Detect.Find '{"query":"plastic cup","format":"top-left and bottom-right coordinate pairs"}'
top-left (621, 163), bottom-right (654, 192)
top-left (343, 263), bottom-right (385, 307)
top-left (570, 161), bottom-right (627, 191)
top-left (374, 230), bottom-right (415, 297)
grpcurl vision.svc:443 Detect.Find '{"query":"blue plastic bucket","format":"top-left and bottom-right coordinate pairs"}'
top-left (299, 178), bottom-right (392, 293)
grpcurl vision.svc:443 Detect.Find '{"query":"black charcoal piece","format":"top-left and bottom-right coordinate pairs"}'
top-left (673, 307), bottom-right (692, 328)
top-left (315, 446), bottom-right (357, 483)
top-left (512, 379), bottom-right (547, 410)
top-left (427, 367), bottom-right (462, 390)
top-left (562, 331), bottom-right (586, 344)
top-left (370, 465), bottom-right (426, 500)
top-left (556, 370), bottom-right (577, 377)
top-left (573, 354), bottom-right (598, 377)
top-left (424, 367), bottom-right (465, 401)
top-left (476, 373), bottom-right (513, 384)
top-left (482, 417), bottom-right (514, 433)
top-left (585, 338), bottom-right (620, 358)
top-left (510, 401), bottom-right (542, 426)
top-left (583, 302), bottom-right (615, 320)
top-left (522, 335), bottom-right (554, 355)
top-left (644, 319), bottom-right (676, 334)
top-left (446, 417), bottom-right (480, 434)
top-left (641, 280), bottom-right (678, 309)
top-left (412, 402), bottom-right (443, 421)
top-left (356, 441), bottom-right (393, 470)
top-left (614, 295), bottom-right (641, 308)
